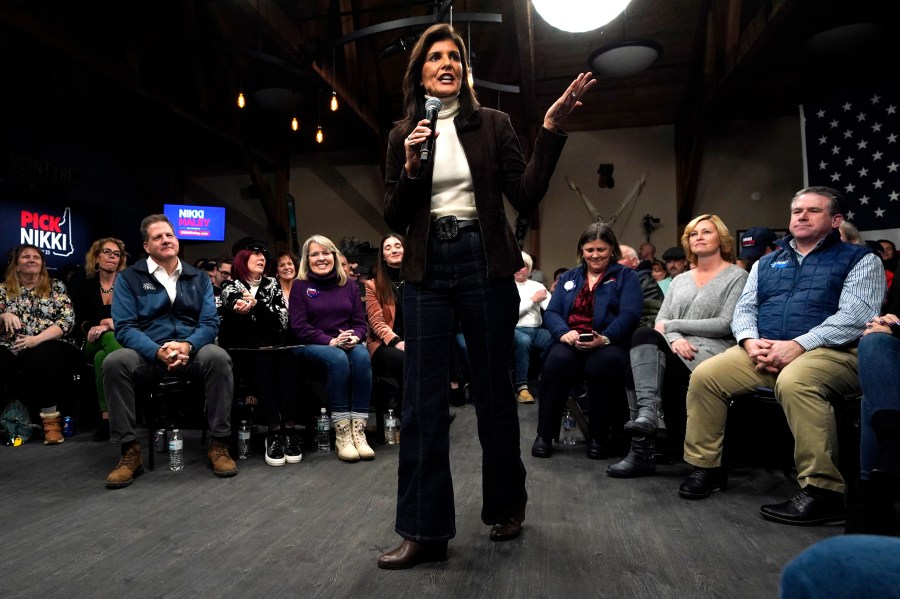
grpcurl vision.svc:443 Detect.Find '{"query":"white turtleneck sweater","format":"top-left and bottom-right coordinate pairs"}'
top-left (428, 95), bottom-right (477, 220)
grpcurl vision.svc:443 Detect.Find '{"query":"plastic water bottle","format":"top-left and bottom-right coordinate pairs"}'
top-left (384, 409), bottom-right (398, 445)
top-left (562, 410), bottom-right (576, 445)
top-left (169, 428), bottom-right (184, 470)
top-left (237, 420), bottom-right (251, 460)
top-left (316, 408), bottom-right (331, 452)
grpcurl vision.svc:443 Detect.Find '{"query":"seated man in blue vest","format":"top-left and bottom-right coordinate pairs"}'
top-left (103, 214), bottom-right (237, 489)
top-left (677, 186), bottom-right (884, 525)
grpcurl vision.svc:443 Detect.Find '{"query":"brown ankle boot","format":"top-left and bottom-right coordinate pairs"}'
top-left (208, 437), bottom-right (238, 477)
top-left (106, 441), bottom-right (143, 489)
top-left (40, 411), bottom-right (64, 445)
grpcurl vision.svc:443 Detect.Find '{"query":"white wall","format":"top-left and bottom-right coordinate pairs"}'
top-left (694, 116), bottom-right (804, 237)
top-left (184, 116), bottom-right (809, 272)
top-left (532, 126), bottom-right (677, 275)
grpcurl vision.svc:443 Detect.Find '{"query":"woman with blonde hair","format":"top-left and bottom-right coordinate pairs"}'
top-left (71, 237), bottom-right (128, 440)
top-left (607, 214), bottom-right (748, 478)
top-left (289, 235), bottom-right (373, 462)
top-left (0, 244), bottom-right (77, 444)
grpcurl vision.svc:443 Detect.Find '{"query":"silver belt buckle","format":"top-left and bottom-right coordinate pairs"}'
top-left (434, 216), bottom-right (459, 241)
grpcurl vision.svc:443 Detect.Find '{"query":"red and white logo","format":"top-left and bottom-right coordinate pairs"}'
top-left (19, 207), bottom-right (74, 257)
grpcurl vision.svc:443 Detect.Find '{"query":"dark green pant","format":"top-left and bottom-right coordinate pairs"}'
top-left (84, 331), bottom-right (122, 413)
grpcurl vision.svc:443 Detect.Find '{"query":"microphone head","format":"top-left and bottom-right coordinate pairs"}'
top-left (424, 97), bottom-right (443, 113)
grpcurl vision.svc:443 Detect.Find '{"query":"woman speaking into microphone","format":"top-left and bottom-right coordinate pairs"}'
top-left (378, 22), bottom-right (595, 569)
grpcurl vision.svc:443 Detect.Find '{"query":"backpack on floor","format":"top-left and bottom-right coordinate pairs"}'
top-left (1, 400), bottom-right (33, 443)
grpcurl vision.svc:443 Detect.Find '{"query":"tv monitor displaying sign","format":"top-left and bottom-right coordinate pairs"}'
top-left (163, 204), bottom-right (226, 241)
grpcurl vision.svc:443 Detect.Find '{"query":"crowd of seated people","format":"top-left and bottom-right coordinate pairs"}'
top-left (5, 184), bottom-right (900, 555)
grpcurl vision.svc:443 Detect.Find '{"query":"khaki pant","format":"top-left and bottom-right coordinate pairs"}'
top-left (683, 345), bottom-right (859, 493)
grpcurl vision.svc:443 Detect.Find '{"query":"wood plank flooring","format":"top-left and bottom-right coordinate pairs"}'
top-left (0, 404), bottom-right (837, 598)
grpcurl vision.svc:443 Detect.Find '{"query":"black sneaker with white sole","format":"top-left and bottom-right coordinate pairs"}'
top-left (284, 429), bottom-right (303, 463)
top-left (265, 433), bottom-right (287, 466)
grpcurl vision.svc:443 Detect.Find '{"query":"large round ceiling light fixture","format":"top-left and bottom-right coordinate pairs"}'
top-left (531, 0), bottom-right (632, 33)
top-left (589, 40), bottom-right (662, 78)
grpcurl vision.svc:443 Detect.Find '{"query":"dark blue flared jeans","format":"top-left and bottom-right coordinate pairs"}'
top-left (395, 227), bottom-right (526, 542)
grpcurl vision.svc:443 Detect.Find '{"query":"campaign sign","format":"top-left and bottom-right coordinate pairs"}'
top-left (163, 204), bottom-right (226, 241)
top-left (0, 197), bottom-right (93, 272)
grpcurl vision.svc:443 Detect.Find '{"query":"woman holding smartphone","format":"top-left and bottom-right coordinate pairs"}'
top-left (532, 223), bottom-right (642, 460)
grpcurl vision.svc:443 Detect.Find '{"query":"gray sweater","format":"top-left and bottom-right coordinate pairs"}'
top-left (657, 264), bottom-right (748, 371)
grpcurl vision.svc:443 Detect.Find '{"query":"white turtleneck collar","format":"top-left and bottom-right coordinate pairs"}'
top-left (425, 94), bottom-right (460, 119)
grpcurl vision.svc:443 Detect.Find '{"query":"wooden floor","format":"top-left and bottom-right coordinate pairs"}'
top-left (0, 403), bottom-right (837, 598)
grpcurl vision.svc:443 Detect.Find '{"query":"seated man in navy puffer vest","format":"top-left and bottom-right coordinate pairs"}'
top-left (102, 214), bottom-right (237, 489)
top-left (677, 186), bottom-right (885, 526)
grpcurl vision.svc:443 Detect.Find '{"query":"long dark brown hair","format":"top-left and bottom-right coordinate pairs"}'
top-left (397, 23), bottom-right (479, 129)
top-left (371, 233), bottom-right (405, 308)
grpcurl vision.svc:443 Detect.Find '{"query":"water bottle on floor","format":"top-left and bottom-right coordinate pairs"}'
top-left (317, 408), bottom-right (331, 452)
top-left (384, 409), bottom-right (398, 445)
top-left (237, 420), bottom-right (251, 460)
top-left (562, 410), bottom-right (576, 445)
top-left (169, 428), bottom-right (184, 470)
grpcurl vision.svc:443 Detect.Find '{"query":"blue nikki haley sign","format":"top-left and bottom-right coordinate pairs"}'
top-left (801, 82), bottom-right (900, 243)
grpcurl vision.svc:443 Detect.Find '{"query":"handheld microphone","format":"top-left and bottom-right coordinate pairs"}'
top-left (420, 97), bottom-right (442, 163)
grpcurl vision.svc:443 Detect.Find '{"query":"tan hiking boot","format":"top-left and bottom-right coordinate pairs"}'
top-left (208, 437), bottom-right (238, 477)
top-left (40, 411), bottom-right (64, 445)
top-left (333, 418), bottom-right (360, 462)
top-left (351, 418), bottom-right (375, 460)
top-left (106, 441), bottom-right (143, 489)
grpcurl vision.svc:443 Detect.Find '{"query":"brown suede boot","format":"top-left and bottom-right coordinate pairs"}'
top-left (106, 440), bottom-right (143, 489)
top-left (208, 437), bottom-right (238, 477)
top-left (40, 411), bottom-right (64, 445)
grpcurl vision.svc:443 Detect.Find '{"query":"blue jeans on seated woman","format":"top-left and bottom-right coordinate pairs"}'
top-left (294, 344), bottom-right (371, 421)
top-left (396, 227), bottom-right (525, 543)
top-left (858, 331), bottom-right (900, 480)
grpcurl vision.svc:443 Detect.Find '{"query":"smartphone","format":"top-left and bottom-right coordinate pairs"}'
top-left (578, 333), bottom-right (594, 343)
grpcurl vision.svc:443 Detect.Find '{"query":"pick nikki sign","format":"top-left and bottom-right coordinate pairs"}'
top-left (19, 207), bottom-right (74, 257)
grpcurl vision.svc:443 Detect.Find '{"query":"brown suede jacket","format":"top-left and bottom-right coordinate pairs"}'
top-left (384, 107), bottom-right (567, 282)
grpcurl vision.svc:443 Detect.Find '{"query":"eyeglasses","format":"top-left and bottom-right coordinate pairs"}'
top-left (100, 249), bottom-right (122, 258)
top-left (219, 271), bottom-right (232, 279)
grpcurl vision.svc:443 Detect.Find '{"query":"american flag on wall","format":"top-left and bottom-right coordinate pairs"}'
top-left (801, 82), bottom-right (900, 245)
